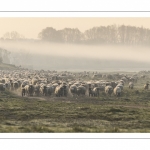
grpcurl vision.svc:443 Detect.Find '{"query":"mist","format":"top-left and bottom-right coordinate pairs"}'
top-left (0, 40), bottom-right (150, 71)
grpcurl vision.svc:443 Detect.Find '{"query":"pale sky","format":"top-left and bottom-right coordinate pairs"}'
top-left (1, 17), bottom-right (150, 39)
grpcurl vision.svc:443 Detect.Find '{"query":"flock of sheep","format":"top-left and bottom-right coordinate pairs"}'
top-left (0, 69), bottom-right (149, 98)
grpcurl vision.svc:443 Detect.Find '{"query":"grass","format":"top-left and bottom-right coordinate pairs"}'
top-left (0, 73), bottom-right (150, 133)
top-left (0, 63), bottom-right (18, 70)
top-left (0, 83), bottom-right (150, 133)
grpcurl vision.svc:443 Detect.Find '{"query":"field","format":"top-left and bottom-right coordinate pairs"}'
top-left (1, 76), bottom-right (150, 133)
top-left (0, 63), bottom-right (18, 70)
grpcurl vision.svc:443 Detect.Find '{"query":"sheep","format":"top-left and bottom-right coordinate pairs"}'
top-left (13, 81), bottom-right (19, 91)
top-left (0, 83), bottom-right (5, 92)
top-left (21, 87), bottom-right (25, 97)
top-left (25, 84), bottom-right (35, 96)
top-left (105, 85), bottom-right (113, 96)
top-left (34, 84), bottom-right (40, 96)
top-left (114, 86), bottom-right (122, 96)
top-left (92, 87), bottom-right (100, 97)
top-left (77, 85), bottom-right (86, 96)
top-left (88, 86), bottom-right (93, 97)
top-left (40, 84), bottom-right (47, 96)
top-left (2, 69), bottom-right (150, 100)
top-left (69, 85), bottom-right (77, 97)
top-left (32, 78), bottom-right (38, 85)
top-left (129, 82), bottom-right (134, 89)
top-left (116, 83), bottom-right (124, 91)
top-left (46, 84), bottom-right (55, 96)
top-left (144, 83), bottom-right (149, 90)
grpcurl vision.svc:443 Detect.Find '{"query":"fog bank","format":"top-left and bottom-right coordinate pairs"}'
top-left (0, 40), bottom-right (149, 71)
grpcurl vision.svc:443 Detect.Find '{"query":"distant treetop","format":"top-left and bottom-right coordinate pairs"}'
top-left (38, 25), bottom-right (150, 46)
top-left (2, 31), bottom-right (25, 40)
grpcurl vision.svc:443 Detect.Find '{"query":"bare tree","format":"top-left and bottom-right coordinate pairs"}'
top-left (38, 25), bottom-right (150, 46)
top-left (3, 31), bottom-right (25, 40)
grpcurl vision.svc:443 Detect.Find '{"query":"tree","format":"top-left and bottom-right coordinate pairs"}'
top-left (38, 25), bottom-right (150, 46)
top-left (60, 28), bottom-right (82, 43)
top-left (0, 48), bottom-right (11, 64)
top-left (118, 25), bottom-right (126, 44)
top-left (3, 31), bottom-right (25, 40)
top-left (38, 27), bottom-right (62, 42)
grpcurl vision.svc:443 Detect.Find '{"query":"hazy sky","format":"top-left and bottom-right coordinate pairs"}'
top-left (1, 17), bottom-right (150, 39)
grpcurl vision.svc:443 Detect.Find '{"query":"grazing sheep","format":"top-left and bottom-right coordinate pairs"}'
top-left (1, 78), bottom-right (5, 83)
top-left (5, 82), bottom-right (11, 90)
top-left (111, 81), bottom-right (117, 89)
top-left (77, 85), bottom-right (86, 96)
top-left (99, 84), bottom-right (105, 92)
top-left (55, 83), bottom-right (68, 97)
top-left (88, 86), bottom-right (93, 97)
top-left (70, 85), bottom-right (77, 97)
top-left (144, 83), bottom-right (149, 90)
top-left (46, 84), bottom-right (55, 96)
top-left (118, 80), bottom-right (125, 86)
top-left (92, 87), bottom-right (100, 97)
top-left (21, 87), bottom-right (25, 97)
top-left (129, 77), bottom-right (136, 83)
top-left (129, 82), bottom-right (134, 89)
top-left (105, 85), bottom-right (113, 96)
top-left (114, 86), bottom-right (122, 96)
top-left (25, 84), bottom-right (35, 96)
top-left (116, 84), bottom-right (124, 91)
top-left (32, 78), bottom-right (38, 85)
top-left (13, 81), bottom-right (19, 91)
top-left (40, 84), bottom-right (47, 96)
top-left (3, 69), bottom-right (150, 100)
top-left (34, 84), bottom-right (40, 96)
top-left (55, 85), bottom-right (63, 97)
top-left (0, 83), bottom-right (5, 92)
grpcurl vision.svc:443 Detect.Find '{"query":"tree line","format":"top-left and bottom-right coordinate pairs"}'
top-left (38, 25), bottom-right (150, 45)
top-left (1, 31), bottom-right (25, 40)
top-left (1, 25), bottom-right (150, 46)
top-left (0, 48), bottom-right (11, 64)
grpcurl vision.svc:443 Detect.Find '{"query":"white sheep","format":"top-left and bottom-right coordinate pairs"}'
top-left (129, 82), bottom-right (134, 89)
top-left (114, 86), bottom-right (122, 96)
